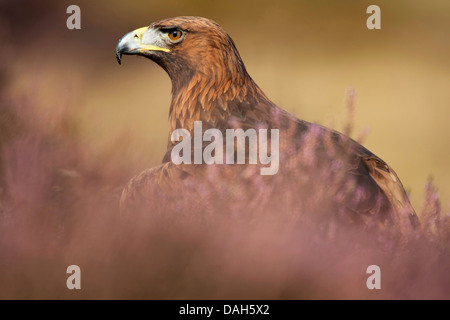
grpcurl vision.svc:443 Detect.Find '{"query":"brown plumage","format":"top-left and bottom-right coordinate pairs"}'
top-left (116, 16), bottom-right (417, 227)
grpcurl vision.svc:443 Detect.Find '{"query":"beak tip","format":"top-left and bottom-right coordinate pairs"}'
top-left (116, 51), bottom-right (122, 65)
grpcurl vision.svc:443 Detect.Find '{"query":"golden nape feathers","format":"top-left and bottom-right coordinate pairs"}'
top-left (116, 16), bottom-right (417, 230)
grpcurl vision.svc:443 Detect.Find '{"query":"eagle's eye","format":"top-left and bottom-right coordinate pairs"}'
top-left (167, 29), bottom-right (183, 42)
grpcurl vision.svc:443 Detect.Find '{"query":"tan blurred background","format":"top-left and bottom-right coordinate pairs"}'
top-left (2, 0), bottom-right (450, 211)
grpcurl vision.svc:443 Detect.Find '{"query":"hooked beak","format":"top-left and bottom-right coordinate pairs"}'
top-left (116, 27), bottom-right (170, 64)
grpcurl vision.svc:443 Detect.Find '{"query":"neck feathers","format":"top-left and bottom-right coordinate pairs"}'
top-left (168, 70), bottom-right (271, 136)
top-left (165, 30), bottom-right (274, 142)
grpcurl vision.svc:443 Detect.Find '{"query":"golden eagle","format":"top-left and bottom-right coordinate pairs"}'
top-left (116, 16), bottom-right (417, 227)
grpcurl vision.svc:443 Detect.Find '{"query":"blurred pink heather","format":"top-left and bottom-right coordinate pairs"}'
top-left (1, 77), bottom-right (450, 299)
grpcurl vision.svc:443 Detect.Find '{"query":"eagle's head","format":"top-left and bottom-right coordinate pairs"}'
top-left (116, 16), bottom-right (272, 134)
top-left (116, 16), bottom-right (249, 91)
